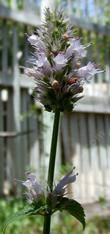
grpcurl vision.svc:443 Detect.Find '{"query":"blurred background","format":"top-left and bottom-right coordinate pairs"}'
top-left (0, 0), bottom-right (110, 233)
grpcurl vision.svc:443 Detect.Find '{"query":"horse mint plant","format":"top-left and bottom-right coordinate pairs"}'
top-left (4, 8), bottom-right (103, 234)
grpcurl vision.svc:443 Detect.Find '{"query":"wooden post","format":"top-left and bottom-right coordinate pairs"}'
top-left (70, 113), bottom-right (82, 200)
top-left (12, 24), bottom-right (21, 195)
top-left (2, 20), bottom-right (8, 80)
top-left (19, 89), bottom-right (29, 178)
top-left (7, 90), bottom-right (15, 192)
top-left (29, 112), bottom-right (40, 179)
top-left (88, 113), bottom-right (99, 201)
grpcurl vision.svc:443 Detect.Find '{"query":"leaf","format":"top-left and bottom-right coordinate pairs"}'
top-left (2, 204), bottom-right (46, 234)
top-left (57, 197), bottom-right (86, 229)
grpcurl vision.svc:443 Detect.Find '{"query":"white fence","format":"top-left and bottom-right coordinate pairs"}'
top-left (61, 112), bottom-right (110, 203)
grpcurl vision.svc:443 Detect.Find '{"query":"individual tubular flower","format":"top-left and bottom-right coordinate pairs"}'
top-left (28, 34), bottom-right (46, 53)
top-left (53, 168), bottom-right (78, 197)
top-left (77, 62), bottom-right (101, 82)
top-left (53, 53), bottom-right (68, 71)
top-left (25, 8), bottom-right (102, 112)
top-left (65, 38), bottom-right (87, 59)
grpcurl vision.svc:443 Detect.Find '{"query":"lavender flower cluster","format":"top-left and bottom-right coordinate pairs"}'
top-left (22, 169), bottom-right (78, 207)
top-left (25, 9), bottom-right (101, 112)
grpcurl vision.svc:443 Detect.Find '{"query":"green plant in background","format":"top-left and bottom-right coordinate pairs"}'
top-left (3, 7), bottom-right (103, 234)
top-left (1, 199), bottom-right (43, 234)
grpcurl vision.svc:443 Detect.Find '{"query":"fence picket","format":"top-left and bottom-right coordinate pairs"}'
top-left (20, 90), bottom-right (29, 178)
top-left (96, 115), bottom-right (107, 198)
top-left (88, 113), bottom-right (99, 200)
top-left (29, 107), bottom-right (40, 179)
top-left (7, 90), bottom-right (15, 192)
top-left (78, 113), bottom-right (91, 202)
top-left (70, 113), bottom-right (82, 200)
top-left (104, 115), bottom-right (110, 199)
top-left (2, 21), bottom-right (8, 79)
top-left (0, 91), bottom-right (4, 195)
top-left (105, 115), bottom-right (110, 168)
top-left (12, 24), bottom-right (22, 194)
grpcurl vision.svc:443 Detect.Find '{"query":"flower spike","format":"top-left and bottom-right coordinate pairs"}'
top-left (25, 8), bottom-right (102, 112)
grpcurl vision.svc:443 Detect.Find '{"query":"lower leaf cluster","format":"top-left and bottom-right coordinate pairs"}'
top-left (3, 195), bottom-right (85, 233)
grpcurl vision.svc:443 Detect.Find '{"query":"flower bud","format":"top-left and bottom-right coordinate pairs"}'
top-left (76, 62), bottom-right (81, 68)
top-left (52, 80), bottom-right (60, 90)
top-left (67, 77), bottom-right (79, 85)
top-left (63, 33), bottom-right (69, 40)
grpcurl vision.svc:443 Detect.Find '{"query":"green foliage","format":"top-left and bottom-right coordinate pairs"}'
top-left (0, 198), bottom-right (43, 234)
top-left (98, 196), bottom-right (107, 207)
top-left (3, 205), bottom-right (35, 234)
top-left (0, 198), bottom-right (110, 234)
top-left (2, 196), bottom-right (85, 232)
top-left (0, 0), bottom-right (23, 9)
top-left (2, 201), bottom-right (48, 234)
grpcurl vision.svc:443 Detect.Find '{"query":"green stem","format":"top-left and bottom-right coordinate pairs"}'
top-left (43, 109), bottom-right (60, 234)
top-left (47, 109), bottom-right (60, 190)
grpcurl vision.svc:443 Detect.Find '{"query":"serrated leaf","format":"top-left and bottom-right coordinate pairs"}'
top-left (57, 197), bottom-right (86, 229)
top-left (2, 204), bottom-right (46, 234)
